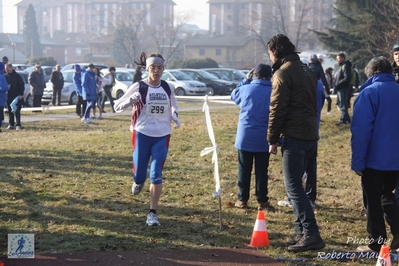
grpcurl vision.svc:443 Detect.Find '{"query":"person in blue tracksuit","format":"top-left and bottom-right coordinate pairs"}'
top-left (73, 64), bottom-right (86, 118)
top-left (231, 64), bottom-right (274, 211)
top-left (81, 64), bottom-right (97, 124)
top-left (0, 62), bottom-right (10, 132)
top-left (351, 56), bottom-right (399, 252)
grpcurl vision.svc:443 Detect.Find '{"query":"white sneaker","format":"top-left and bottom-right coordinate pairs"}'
top-left (7, 125), bottom-right (15, 129)
top-left (146, 212), bottom-right (160, 226)
top-left (84, 118), bottom-right (92, 124)
top-left (132, 181), bottom-right (145, 195)
top-left (326, 112), bottom-right (331, 115)
top-left (16, 126), bottom-right (21, 131)
top-left (278, 199), bottom-right (293, 207)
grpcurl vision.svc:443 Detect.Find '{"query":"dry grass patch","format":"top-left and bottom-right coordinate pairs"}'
top-left (0, 101), bottom-right (382, 265)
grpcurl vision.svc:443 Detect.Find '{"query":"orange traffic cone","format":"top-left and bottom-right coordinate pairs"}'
top-left (376, 244), bottom-right (391, 266)
top-left (248, 210), bottom-right (269, 248)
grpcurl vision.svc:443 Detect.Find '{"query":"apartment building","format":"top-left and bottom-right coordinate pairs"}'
top-left (208, 0), bottom-right (334, 50)
top-left (15, 0), bottom-right (175, 38)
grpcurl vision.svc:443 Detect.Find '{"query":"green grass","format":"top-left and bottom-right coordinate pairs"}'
top-left (0, 100), bottom-right (387, 265)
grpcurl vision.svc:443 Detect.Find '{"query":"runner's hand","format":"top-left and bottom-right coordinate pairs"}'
top-left (172, 113), bottom-right (180, 129)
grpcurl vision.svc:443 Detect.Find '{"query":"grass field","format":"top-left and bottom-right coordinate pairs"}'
top-left (0, 99), bottom-right (395, 265)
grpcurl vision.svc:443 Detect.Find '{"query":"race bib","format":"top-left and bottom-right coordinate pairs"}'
top-left (146, 91), bottom-right (169, 117)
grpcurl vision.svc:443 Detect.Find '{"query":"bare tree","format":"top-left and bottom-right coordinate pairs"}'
top-left (109, 5), bottom-right (152, 65)
top-left (144, 11), bottom-right (192, 66)
top-left (240, 0), bottom-right (316, 52)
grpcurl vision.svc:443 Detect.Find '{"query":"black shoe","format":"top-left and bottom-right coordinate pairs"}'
top-left (287, 234), bottom-right (325, 252)
top-left (392, 232), bottom-right (399, 250)
top-left (286, 234), bottom-right (303, 246)
top-left (335, 121), bottom-right (348, 125)
top-left (258, 202), bottom-right (276, 212)
top-left (102, 110), bottom-right (106, 113)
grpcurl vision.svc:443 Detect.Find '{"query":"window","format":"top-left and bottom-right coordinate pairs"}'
top-left (75, 48), bottom-right (81, 56)
top-left (227, 15), bottom-right (232, 21)
top-left (215, 49), bottom-right (222, 56)
top-left (199, 48), bottom-right (205, 56)
top-left (227, 26), bottom-right (232, 31)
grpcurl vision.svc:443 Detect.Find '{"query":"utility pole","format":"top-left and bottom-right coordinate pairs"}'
top-left (31, 39), bottom-right (33, 58)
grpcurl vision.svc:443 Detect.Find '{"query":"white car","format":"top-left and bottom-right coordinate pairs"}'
top-left (42, 70), bottom-right (77, 105)
top-left (161, 70), bottom-right (207, 96)
top-left (100, 68), bottom-right (133, 99)
top-left (16, 71), bottom-right (33, 107)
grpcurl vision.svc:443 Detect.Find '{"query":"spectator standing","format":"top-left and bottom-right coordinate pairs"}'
top-left (114, 52), bottom-right (180, 226)
top-left (391, 43), bottom-right (399, 205)
top-left (93, 67), bottom-right (103, 120)
top-left (278, 75), bottom-right (325, 210)
top-left (231, 64), bottom-right (275, 211)
top-left (1, 56), bottom-right (7, 126)
top-left (393, 43), bottom-right (399, 83)
top-left (308, 54), bottom-right (331, 114)
top-left (267, 34), bottom-right (324, 252)
top-left (335, 53), bottom-right (352, 125)
top-left (351, 56), bottom-right (399, 252)
top-left (73, 64), bottom-right (86, 118)
top-left (0, 62), bottom-right (10, 132)
top-left (4, 63), bottom-right (24, 130)
top-left (133, 66), bottom-right (143, 84)
top-left (28, 64), bottom-right (46, 107)
top-left (351, 62), bottom-right (360, 91)
top-left (50, 65), bottom-right (64, 106)
top-left (324, 67), bottom-right (334, 114)
top-left (81, 63), bottom-right (96, 124)
top-left (101, 66), bottom-right (116, 113)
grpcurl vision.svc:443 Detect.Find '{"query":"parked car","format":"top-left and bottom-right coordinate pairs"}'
top-left (41, 69), bottom-right (77, 105)
top-left (201, 68), bottom-right (246, 85)
top-left (100, 68), bottom-right (133, 99)
top-left (13, 64), bottom-right (32, 71)
top-left (177, 69), bottom-right (235, 96)
top-left (24, 65), bottom-right (54, 83)
top-left (61, 63), bottom-right (108, 72)
top-left (162, 70), bottom-right (207, 96)
top-left (16, 70), bottom-right (33, 107)
top-left (142, 69), bottom-right (207, 96)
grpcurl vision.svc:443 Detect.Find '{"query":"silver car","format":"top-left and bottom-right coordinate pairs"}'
top-left (161, 70), bottom-right (207, 96)
top-left (16, 71), bottom-right (33, 107)
top-left (42, 70), bottom-right (77, 105)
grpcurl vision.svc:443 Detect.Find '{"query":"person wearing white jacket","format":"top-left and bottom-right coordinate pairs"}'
top-left (114, 52), bottom-right (179, 226)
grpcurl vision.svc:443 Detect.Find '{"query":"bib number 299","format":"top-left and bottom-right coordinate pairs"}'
top-left (151, 106), bottom-right (164, 114)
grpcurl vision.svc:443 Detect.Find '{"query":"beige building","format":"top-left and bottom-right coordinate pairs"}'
top-left (185, 34), bottom-right (270, 69)
top-left (15, 0), bottom-right (175, 38)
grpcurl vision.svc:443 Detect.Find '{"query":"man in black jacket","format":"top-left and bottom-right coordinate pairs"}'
top-left (50, 65), bottom-right (64, 106)
top-left (5, 63), bottom-right (24, 130)
top-left (335, 53), bottom-right (352, 125)
top-left (308, 54), bottom-right (331, 113)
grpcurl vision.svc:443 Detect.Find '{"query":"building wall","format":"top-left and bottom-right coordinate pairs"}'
top-left (185, 39), bottom-right (267, 69)
top-left (208, 0), bottom-right (334, 50)
top-left (17, 0), bottom-right (175, 38)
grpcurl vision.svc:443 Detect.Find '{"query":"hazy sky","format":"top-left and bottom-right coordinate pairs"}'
top-left (2, 0), bottom-right (209, 33)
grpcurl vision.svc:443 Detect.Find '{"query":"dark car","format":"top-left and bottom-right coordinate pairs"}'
top-left (177, 69), bottom-right (235, 96)
top-left (201, 68), bottom-right (246, 85)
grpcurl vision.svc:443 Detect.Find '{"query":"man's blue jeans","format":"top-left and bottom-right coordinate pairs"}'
top-left (281, 136), bottom-right (320, 235)
top-left (337, 87), bottom-right (351, 123)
